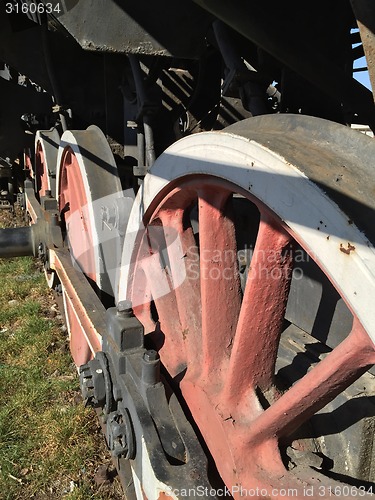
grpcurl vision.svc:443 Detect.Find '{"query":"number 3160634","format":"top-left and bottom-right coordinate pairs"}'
top-left (5, 2), bottom-right (61, 15)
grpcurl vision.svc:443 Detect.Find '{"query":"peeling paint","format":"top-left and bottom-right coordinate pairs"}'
top-left (340, 242), bottom-right (356, 255)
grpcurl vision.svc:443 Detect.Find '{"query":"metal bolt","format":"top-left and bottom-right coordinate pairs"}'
top-left (143, 350), bottom-right (159, 362)
top-left (38, 242), bottom-right (46, 261)
top-left (50, 213), bottom-right (59, 226)
top-left (117, 299), bottom-right (134, 317)
top-left (142, 350), bottom-right (160, 385)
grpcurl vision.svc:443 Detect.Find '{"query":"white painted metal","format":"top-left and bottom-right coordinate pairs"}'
top-left (56, 125), bottom-right (125, 298)
top-left (118, 130), bottom-right (375, 346)
top-left (131, 438), bottom-right (179, 500)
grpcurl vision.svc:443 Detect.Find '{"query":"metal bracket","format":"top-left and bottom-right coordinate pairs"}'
top-left (82, 306), bottom-right (214, 496)
top-left (79, 351), bottom-right (114, 414)
top-left (24, 180), bottom-right (62, 255)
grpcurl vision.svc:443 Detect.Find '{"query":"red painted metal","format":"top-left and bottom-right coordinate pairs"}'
top-left (58, 147), bottom-right (96, 282)
top-left (25, 179), bottom-right (43, 225)
top-left (50, 248), bottom-right (103, 366)
top-left (35, 140), bottom-right (50, 199)
top-left (64, 291), bottom-right (93, 366)
top-left (26, 197), bottom-right (38, 224)
top-left (158, 206), bottom-right (202, 375)
top-left (23, 148), bottom-right (33, 179)
top-left (197, 187), bottom-right (242, 380)
top-left (224, 214), bottom-right (293, 401)
top-left (58, 147), bottom-right (97, 365)
top-left (127, 175), bottom-right (375, 497)
top-left (245, 318), bottom-right (375, 444)
top-left (140, 244), bottom-right (188, 373)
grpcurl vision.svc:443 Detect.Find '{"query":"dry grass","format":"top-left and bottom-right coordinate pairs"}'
top-left (0, 208), bottom-right (123, 499)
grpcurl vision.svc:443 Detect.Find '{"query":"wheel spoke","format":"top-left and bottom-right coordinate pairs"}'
top-left (245, 318), bottom-right (375, 445)
top-left (35, 129), bottom-right (59, 199)
top-left (122, 121), bottom-right (375, 494)
top-left (131, 266), bottom-right (156, 334)
top-left (224, 215), bottom-right (293, 402)
top-left (139, 228), bottom-right (186, 375)
top-left (158, 208), bottom-right (202, 372)
top-left (198, 188), bottom-right (242, 378)
top-left (35, 142), bottom-right (48, 198)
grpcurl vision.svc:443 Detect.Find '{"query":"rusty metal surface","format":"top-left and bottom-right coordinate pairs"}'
top-left (350, 0), bottom-right (375, 101)
top-left (119, 114), bottom-right (375, 494)
top-left (227, 114), bottom-right (375, 243)
top-left (277, 323), bottom-right (375, 484)
top-left (48, 0), bottom-right (211, 58)
top-left (128, 169), bottom-right (375, 494)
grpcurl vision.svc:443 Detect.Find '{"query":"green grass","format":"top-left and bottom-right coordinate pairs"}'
top-left (0, 214), bottom-right (122, 499)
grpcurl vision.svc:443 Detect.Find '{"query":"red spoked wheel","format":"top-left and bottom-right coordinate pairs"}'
top-left (35, 128), bottom-right (60, 199)
top-left (23, 148), bottom-right (34, 179)
top-left (34, 128), bottom-right (61, 288)
top-left (57, 125), bottom-right (124, 366)
top-left (119, 115), bottom-right (375, 498)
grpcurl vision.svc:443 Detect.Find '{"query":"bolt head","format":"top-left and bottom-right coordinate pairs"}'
top-left (117, 299), bottom-right (134, 316)
top-left (143, 350), bottom-right (159, 362)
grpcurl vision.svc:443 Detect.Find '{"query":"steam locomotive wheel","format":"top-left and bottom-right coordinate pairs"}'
top-left (120, 115), bottom-right (375, 497)
top-left (35, 128), bottom-right (60, 199)
top-left (57, 126), bottom-right (123, 366)
top-left (34, 128), bottom-right (61, 288)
